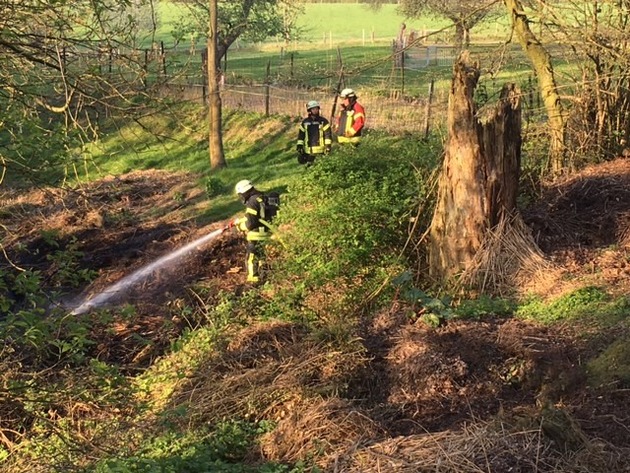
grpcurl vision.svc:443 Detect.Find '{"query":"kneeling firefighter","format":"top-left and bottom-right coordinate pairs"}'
top-left (228, 179), bottom-right (278, 284)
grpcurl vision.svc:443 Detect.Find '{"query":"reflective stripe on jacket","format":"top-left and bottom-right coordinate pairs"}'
top-left (297, 116), bottom-right (333, 154)
top-left (236, 193), bottom-right (272, 241)
top-left (336, 102), bottom-right (366, 143)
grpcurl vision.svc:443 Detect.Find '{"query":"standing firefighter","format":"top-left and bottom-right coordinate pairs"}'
top-left (229, 179), bottom-right (279, 284)
top-left (296, 100), bottom-right (333, 165)
top-left (335, 88), bottom-right (366, 146)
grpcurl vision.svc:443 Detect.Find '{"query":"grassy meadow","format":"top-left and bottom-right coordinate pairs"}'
top-left (155, 2), bottom-right (510, 49)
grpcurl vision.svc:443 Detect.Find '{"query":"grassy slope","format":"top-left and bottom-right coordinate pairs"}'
top-left (84, 106), bottom-right (305, 224)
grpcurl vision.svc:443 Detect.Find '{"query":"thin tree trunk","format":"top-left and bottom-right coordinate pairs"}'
top-left (429, 52), bottom-right (522, 284)
top-left (504, 0), bottom-right (566, 174)
top-left (208, 0), bottom-right (226, 170)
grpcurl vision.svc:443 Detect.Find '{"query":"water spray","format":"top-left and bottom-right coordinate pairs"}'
top-left (69, 227), bottom-right (226, 315)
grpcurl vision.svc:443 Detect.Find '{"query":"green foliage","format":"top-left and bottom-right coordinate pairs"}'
top-left (274, 134), bottom-right (438, 288)
top-left (90, 421), bottom-right (305, 473)
top-left (0, 305), bottom-right (98, 366)
top-left (390, 272), bottom-right (518, 326)
top-left (205, 175), bottom-right (227, 198)
top-left (46, 236), bottom-right (99, 288)
top-left (516, 286), bottom-right (618, 324)
top-left (0, 113), bottom-right (83, 188)
top-left (586, 338), bottom-right (630, 388)
top-left (392, 270), bottom-right (455, 327)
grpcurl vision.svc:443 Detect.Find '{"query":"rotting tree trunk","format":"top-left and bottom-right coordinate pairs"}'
top-left (504, 0), bottom-right (566, 175)
top-left (208, 0), bottom-right (226, 170)
top-left (428, 52), bottom-right (522, 284)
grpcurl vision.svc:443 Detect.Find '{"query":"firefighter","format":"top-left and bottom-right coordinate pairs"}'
top-left (296, 100), bottom-right (333, 165)
top-left (230, 179), bottom-right (273, 284)
top-left (334, 88), bottom-right (366, 146)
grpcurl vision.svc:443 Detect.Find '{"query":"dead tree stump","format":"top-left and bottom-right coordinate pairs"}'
top-left (428, 52), bottom-right (522, 286)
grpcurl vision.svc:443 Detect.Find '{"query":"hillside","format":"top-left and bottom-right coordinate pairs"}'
top-left (1, 157), bottom-right (630, 471)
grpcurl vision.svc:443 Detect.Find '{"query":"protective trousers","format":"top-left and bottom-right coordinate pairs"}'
top-left (246, 241), bottom-right (265, 283)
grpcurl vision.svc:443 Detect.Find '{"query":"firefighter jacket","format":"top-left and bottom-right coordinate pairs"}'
top-left (235, 191), bottom-right (273, 242)
top-left (297, 115), bottom-right (333, 155)
top-left (336, 101), bottom-right (366, 144)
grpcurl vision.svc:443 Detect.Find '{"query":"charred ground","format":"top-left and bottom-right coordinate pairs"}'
top-left (2, 160), bottom-right (630, 470)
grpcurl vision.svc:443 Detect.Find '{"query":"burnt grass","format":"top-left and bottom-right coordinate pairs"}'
top-left (2, 161), bottom-right (630, 465)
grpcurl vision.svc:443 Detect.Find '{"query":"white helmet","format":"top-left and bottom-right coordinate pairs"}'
top-left (235, 179), bottom-right (253, 194)
top-left (340, 88), bottom-right (356, 99)
top-left (306, 100), bottom-right (320, 111)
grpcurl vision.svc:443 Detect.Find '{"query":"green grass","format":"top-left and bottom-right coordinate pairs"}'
top-left (154, 2), bottom-right (509, 49)
top-left (294, 4), bottom-right (449, 45)
top-left (516, 286), bottom-right (630, 325)
top-left (79, 106), bottom-right (304, 225)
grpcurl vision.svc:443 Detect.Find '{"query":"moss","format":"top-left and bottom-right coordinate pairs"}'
top-left (586, 338), bottom-right (630, 388)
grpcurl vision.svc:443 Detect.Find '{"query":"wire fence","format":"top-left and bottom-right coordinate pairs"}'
top-left (160, 81), bottom-right (447, 135)
top-left (61, 40), bottom-right (545, 135)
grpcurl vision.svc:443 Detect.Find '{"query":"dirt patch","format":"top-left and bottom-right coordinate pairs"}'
top-left (522, 158), bottom-right (630, 297)
top-left (1, 170), bottom-right (246, 316)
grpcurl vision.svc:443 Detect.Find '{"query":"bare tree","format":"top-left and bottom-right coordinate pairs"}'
top-left (503, 0), bottom-right (566, 175)
top-left (529, 0), bottom-right (630, 162)
top-left (396, 0), bottom-right (499, 48)
top-left (172, 0), bottom-right (303, 64)
top-left (0, 0), bottom-right (160, 185)
top-left (208, 0), bottom-right (225, 170)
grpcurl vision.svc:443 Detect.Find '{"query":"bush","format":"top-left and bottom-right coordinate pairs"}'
top-left (272, 134), bottom-right (438, 288)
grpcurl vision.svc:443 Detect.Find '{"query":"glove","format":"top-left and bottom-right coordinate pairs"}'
top-left (325, 146), bottom-right (331, 154)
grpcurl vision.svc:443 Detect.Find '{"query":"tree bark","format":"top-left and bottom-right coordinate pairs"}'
top-left (504, 0), bottom-right (566, 174)
top-left (428, 52), bottom-right (522, 284)
top-left (208, 0), bottom-right (226, 170)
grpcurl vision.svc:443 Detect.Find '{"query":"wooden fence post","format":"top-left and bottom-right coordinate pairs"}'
top-left (423, 78), bottom-right (434, 139)
top-left (331, 47), bottom-right (345, 123)
top-left (143, 49), bottom-right (148, 89)
top-left (201, 49), bottom-right (207, 104)
top-left (290, 52), bottom-right (294, 79)
top-left (265, 60), bottom-right (271, 116)
top-left (401, 45), bottom-right (405, 95)
top-left (161, 41), bottom-right (167, 77)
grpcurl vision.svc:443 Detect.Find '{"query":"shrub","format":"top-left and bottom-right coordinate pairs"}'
top-left (273, 134), bottom-right (438, 288)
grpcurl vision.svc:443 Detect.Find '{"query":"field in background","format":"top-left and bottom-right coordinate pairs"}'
top-left (155, 2), bottom-right (511, 50)
top-left (126, 3), bottom-right (551, 135)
